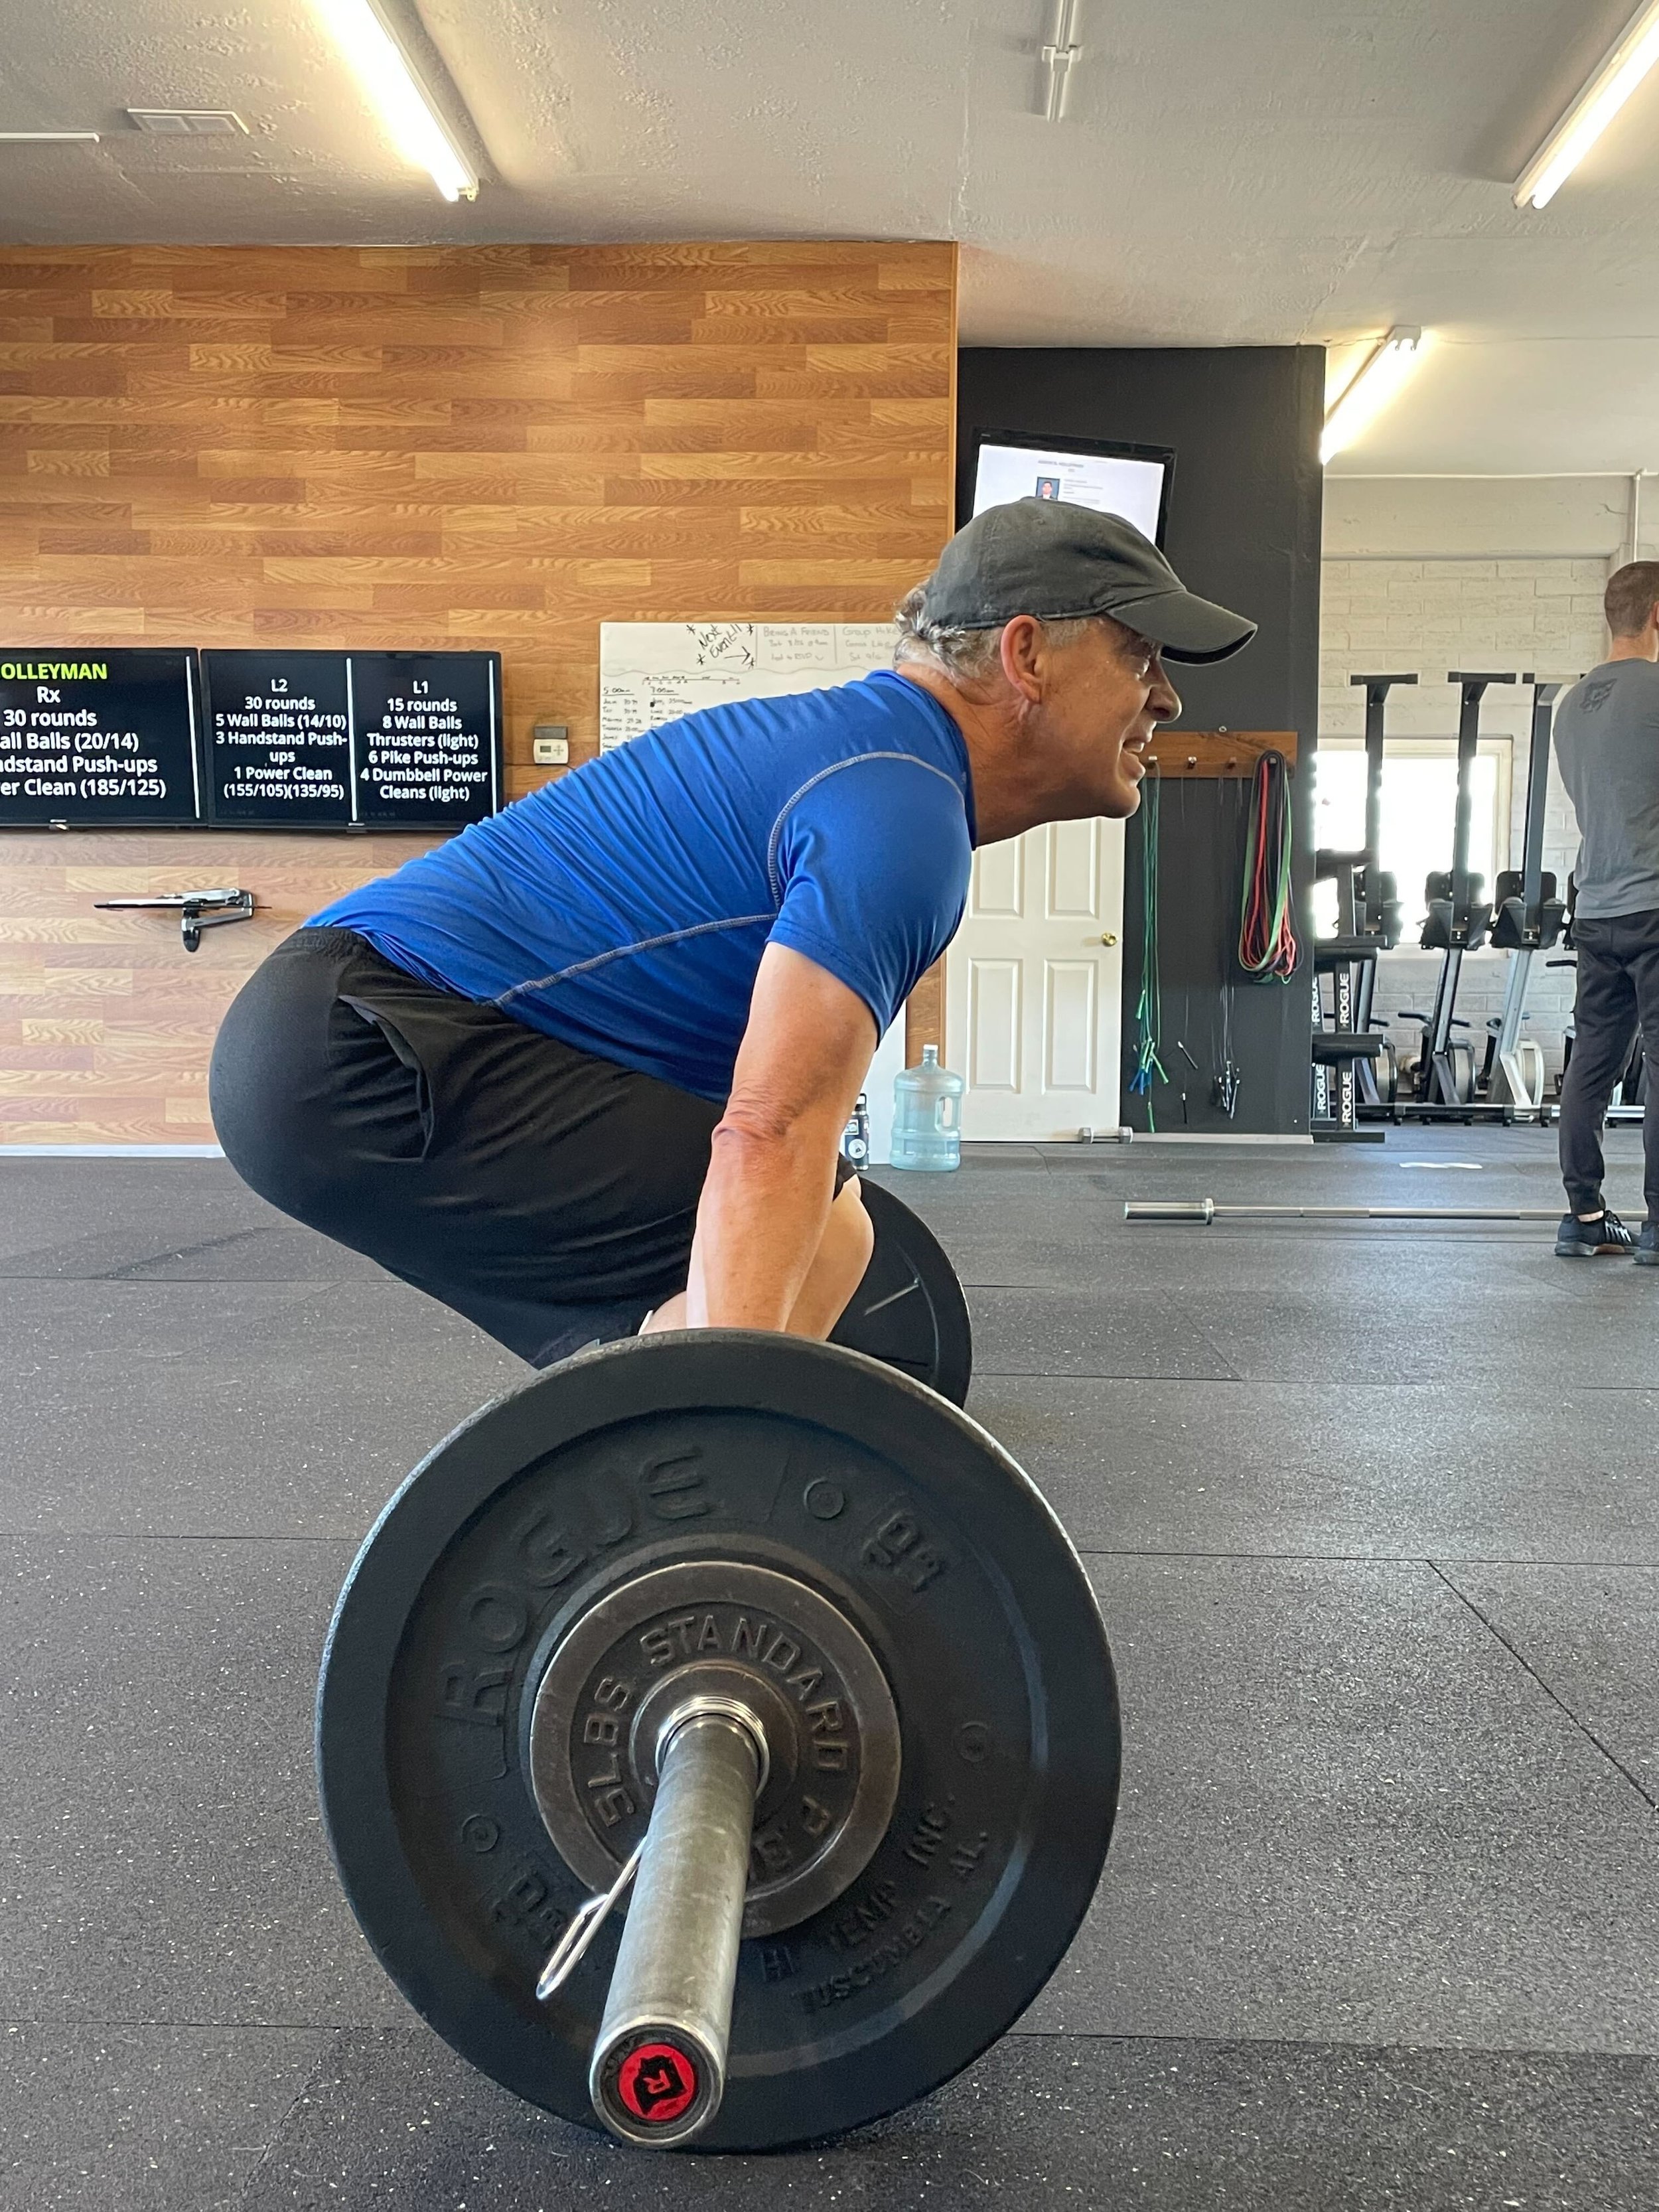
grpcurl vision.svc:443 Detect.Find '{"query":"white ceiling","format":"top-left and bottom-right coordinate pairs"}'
top-left (3, 0), bottom-right (1658, 473)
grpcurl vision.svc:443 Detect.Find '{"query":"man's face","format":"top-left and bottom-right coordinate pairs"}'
top-left (1020, 615), bottom-right (1182, 819)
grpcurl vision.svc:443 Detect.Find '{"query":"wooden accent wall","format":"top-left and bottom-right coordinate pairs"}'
top-left (0, 242), bottom-right (957, 1144)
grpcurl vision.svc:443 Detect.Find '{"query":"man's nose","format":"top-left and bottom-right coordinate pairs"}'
top-left (1148, 657), bottom-right (1181, 722)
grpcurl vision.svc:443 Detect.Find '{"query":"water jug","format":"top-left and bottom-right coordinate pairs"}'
top-left (889, 1045), bottom-right (963, 1171)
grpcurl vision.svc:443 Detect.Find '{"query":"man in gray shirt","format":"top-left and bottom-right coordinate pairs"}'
top-left (1553, 559), bottom-right (1659, 1259)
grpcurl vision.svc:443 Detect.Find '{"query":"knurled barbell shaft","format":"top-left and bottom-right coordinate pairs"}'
top-left (589, 1706), bottom-right (763, 2147)
top-left (1124, 1198), bottom-right (1566, 1223)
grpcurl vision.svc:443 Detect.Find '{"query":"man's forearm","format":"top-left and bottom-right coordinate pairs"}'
top-left (685, 1122), bottom-right (837, 1330)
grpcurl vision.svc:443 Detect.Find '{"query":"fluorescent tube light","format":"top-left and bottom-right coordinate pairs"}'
top-left (1514, 0), bottom-right (1659, 209)
top-left (309, 0), bottom-right (478, 201)
top-left (0, 131), bottom-right (100, 143)
top-left (1319, 329), bottom-right (1427, 466)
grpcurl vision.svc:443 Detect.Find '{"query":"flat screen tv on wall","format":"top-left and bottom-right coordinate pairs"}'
top-left (968, 429), bottom-right (1174, 546)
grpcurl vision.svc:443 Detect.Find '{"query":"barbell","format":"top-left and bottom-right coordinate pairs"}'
top-left (317, 1320), bottom-right (1118, 2149)
top-left (1125, 1197), bottom-right (1565, 1224)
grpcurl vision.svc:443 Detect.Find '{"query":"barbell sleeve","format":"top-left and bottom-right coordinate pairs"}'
top-left (588, 1703), bottom-right (764, 2147)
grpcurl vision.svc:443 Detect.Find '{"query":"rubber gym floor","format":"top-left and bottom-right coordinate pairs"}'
top-left (3, 1128), bottom-right (1658, 2211)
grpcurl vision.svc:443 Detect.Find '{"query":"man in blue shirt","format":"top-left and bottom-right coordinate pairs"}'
top-left (210, 500), bottom-right (1254, 1365)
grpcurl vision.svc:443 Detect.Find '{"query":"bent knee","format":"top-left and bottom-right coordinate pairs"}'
top-left (826, 1177), bottom-right (875, 1269)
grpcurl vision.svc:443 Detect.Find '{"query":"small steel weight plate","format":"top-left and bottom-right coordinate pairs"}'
top-left (830, 1181), bottom-right (973, 1405)
top-left (527, 1559), bottom-right (902, 1938)
top-left (317, 1333), bottom-right (1118, 2151)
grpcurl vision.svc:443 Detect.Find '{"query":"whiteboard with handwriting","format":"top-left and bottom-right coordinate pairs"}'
top-left (597, 619), bottom-right (905, 1157)
top-left (598, 621), bottom-right (897, 752)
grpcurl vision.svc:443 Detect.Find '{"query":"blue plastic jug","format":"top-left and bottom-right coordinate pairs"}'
top-left (890, 1045), bottom-right (963, 1171)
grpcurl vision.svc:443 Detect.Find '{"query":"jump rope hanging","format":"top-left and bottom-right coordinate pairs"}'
top-left (1127, 763), bottom-right (1166, 1122)
top-left (1237, 749), bottom-right (1301, 983)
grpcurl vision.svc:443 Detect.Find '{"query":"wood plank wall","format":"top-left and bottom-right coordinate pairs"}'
top-left (0, 242), bottom-right (957, 1144)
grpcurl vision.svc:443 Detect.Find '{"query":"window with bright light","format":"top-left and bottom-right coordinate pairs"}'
top-left (1311, 740), bottom-right (1512, 938)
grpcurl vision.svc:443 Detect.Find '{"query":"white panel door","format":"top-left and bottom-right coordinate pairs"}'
top-left (944, 818), bottom-right (1125, 1140)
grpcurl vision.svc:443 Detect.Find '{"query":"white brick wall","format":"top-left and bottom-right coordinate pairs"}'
top-left (1318, 555), bottom-right (1612, 1078)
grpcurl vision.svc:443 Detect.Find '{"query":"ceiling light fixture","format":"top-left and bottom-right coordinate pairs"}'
top-left (128, 110), bottom-right (249, 135)
top-left (1513, 0), bottom-right (1659, 209)
top-left (0, 130), bottom-right (100, 143)
top-left (1319, 328), bottom-right (1428, 466)
top-left (308, 0), bottom-right (478, 200)
top-left (1041, 0), bottom-right (1083, 121)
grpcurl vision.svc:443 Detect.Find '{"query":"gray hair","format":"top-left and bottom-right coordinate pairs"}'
top-left (892, 584), bottom-right (1106, 681)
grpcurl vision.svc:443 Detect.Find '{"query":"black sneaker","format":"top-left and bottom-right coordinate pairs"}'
top-left (1636, 1222), bottom-right (1659, 1268)
top-left (1555, 1209), bottom-right (1637, 1258)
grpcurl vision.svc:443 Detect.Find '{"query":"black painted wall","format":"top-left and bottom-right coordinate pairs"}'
top-left (957, 348), bottom-right (1324, 1136)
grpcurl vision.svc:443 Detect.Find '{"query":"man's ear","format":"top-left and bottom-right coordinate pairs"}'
top-left (998, 615), bottom-right (1045, 704)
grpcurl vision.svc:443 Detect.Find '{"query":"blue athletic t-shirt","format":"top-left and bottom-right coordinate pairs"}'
top-left (309, 670), bottom-right (975, 1103)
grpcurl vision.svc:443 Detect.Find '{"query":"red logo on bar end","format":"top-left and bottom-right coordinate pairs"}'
top-left (616, 2041), bottom-right (699, 2125)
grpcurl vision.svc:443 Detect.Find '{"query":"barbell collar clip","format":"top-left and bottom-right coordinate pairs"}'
top-left (536, 1840), bottom-right (644, 2003)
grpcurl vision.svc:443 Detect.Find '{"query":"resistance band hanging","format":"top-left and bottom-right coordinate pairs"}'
top-left (1237, 749), bottom-right (1301, 982)
top-left (1127, 763), bottom-right (1166, 1123)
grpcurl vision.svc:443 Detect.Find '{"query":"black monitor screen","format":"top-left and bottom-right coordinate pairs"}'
top-left (0, 648), bottom-right (202, 826)
top-left (351, 652), bottom-right (501, 828)
top-left (201, 650), bottom-right (353, 827)
top-left (970, 430), bottom-right (1174, 546)
top-left (199, 649), bottom-right (502, 830)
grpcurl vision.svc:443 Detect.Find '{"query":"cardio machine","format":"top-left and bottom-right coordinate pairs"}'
top-left (1393, 670), bottom-right (1513, 1118)
top-left (1311, 674), bottom-right (1407, 1138)
top-left (1476, 674), bottom-right (1566, 1115)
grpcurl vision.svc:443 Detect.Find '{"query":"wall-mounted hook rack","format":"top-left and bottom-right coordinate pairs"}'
top-left (93, 887), bottom-right (255, 953)
top-left (1140, 730), bottom-right (1298, 778)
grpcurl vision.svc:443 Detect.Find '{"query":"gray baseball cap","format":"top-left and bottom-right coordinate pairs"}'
top-left (920, 496), bottom-right (1256, 665)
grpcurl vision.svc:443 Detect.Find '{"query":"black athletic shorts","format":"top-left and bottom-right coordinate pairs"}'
top-left (210, 926), bottom-right (843, 1368)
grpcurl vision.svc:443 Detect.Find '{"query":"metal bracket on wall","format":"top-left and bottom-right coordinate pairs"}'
top-left (93, 888), bottom-right (256, 953)
top-left (1140, 730), bottom-right (1299, 777)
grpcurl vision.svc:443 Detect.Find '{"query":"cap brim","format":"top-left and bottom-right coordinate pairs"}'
top-left (1112, 586), bottom-right (1257, 665)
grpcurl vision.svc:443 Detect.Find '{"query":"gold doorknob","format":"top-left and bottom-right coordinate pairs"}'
top-left (1099, 931), bottom-right (1118, 947)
